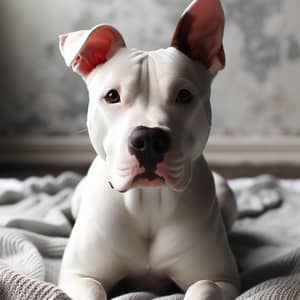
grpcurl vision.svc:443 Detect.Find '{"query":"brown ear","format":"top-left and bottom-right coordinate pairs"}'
top-left (59, 24), bottom-right (126, 77)
top-left (171, 0), bottom-right (225, 74)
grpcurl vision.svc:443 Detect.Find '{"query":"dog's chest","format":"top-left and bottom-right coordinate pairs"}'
top-left (123, 188), bottom-right (178, 238)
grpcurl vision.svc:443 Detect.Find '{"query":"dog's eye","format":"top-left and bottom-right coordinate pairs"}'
top-left (104, 89), bottom-right (120, 104)
top-left (176, 89), bottom-right (193, 104)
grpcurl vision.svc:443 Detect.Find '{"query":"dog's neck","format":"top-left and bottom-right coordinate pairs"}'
top-left (123, 186), bottom-right (181, 236)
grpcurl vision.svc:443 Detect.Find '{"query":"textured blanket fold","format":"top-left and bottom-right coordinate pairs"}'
top-left (0, 173), bottom-right (300, 299)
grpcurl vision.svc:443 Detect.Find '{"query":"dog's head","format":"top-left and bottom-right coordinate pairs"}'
top-left (59, 0), bottom-right (225, 192)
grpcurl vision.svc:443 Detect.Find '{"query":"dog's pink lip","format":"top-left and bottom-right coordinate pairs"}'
top-left (111, 172), bottom-right (164, 193)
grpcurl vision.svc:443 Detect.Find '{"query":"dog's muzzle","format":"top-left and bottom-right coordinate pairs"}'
top-left (128, 126), bottom-right (171, 180)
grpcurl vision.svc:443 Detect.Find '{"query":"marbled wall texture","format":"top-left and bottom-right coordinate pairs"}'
top-left (0, 0), bottom-right (300, 136)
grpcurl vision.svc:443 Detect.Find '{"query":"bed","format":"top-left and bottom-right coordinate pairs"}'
top-left (0, 172), bottom-right (299, 299)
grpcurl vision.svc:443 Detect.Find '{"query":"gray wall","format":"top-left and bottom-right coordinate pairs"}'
top-left (1, 0), bottom-right (300, 136)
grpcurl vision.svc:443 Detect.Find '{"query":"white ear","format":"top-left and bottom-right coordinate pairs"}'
top-left (59, 24), bottom-right (126, 77)
top-left (171, 0), bottom-right (225, 75)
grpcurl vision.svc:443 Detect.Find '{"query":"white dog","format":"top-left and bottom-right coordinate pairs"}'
top-left (58, 0), bottom-right (240, 299)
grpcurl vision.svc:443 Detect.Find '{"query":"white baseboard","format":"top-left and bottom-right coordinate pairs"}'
top-left (1, 136), bottom-right (300, 167)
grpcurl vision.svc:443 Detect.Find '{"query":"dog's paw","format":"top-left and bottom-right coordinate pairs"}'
top-left (60, 276), bottom-right (107, 300)
top-left (80, 278), bottom-right (107, 300)
top-left (184, 281), bottom-right (223, 300)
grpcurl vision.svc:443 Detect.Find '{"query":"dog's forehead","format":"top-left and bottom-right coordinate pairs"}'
top-left (102, 47), bottom-right (203, 78)
top-left (148, 47), bottom-right (201, 74)
top-left (87, 47), bottom-right (209, 96)
top-left (130, 47), bottom-right (203, 77)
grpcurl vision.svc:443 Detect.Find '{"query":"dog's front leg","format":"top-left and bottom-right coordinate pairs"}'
top-left (59, 222), bottom-right (126, 300)
top-left (60, 272), bottom-right (107, 300)
top-left (184, 280), bottom-right (238, 300)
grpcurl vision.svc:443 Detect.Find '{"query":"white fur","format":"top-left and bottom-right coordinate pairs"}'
top-left (59, 47), bottom-right (240, 299)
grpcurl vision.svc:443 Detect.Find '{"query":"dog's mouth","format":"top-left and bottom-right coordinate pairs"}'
top-left (132, 172), bottom-right (165, 187)
top-left (109, 154), bottom-right (189, 192)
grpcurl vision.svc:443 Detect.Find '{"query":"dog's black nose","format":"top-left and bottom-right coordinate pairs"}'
top-left (128, 126), bottom-right (171, 171)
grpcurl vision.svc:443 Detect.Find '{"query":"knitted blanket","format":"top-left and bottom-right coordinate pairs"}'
top-left (0, 173), bottom-right (300, 299)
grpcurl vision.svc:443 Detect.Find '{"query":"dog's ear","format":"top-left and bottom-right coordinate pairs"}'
top-left (171, 0), bottom-right (225, 75)
top-left (59, 24), bottom-right (126, 77)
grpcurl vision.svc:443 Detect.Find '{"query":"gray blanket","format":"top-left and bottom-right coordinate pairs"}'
top-left (0, 173), bottom-right (299, 299)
